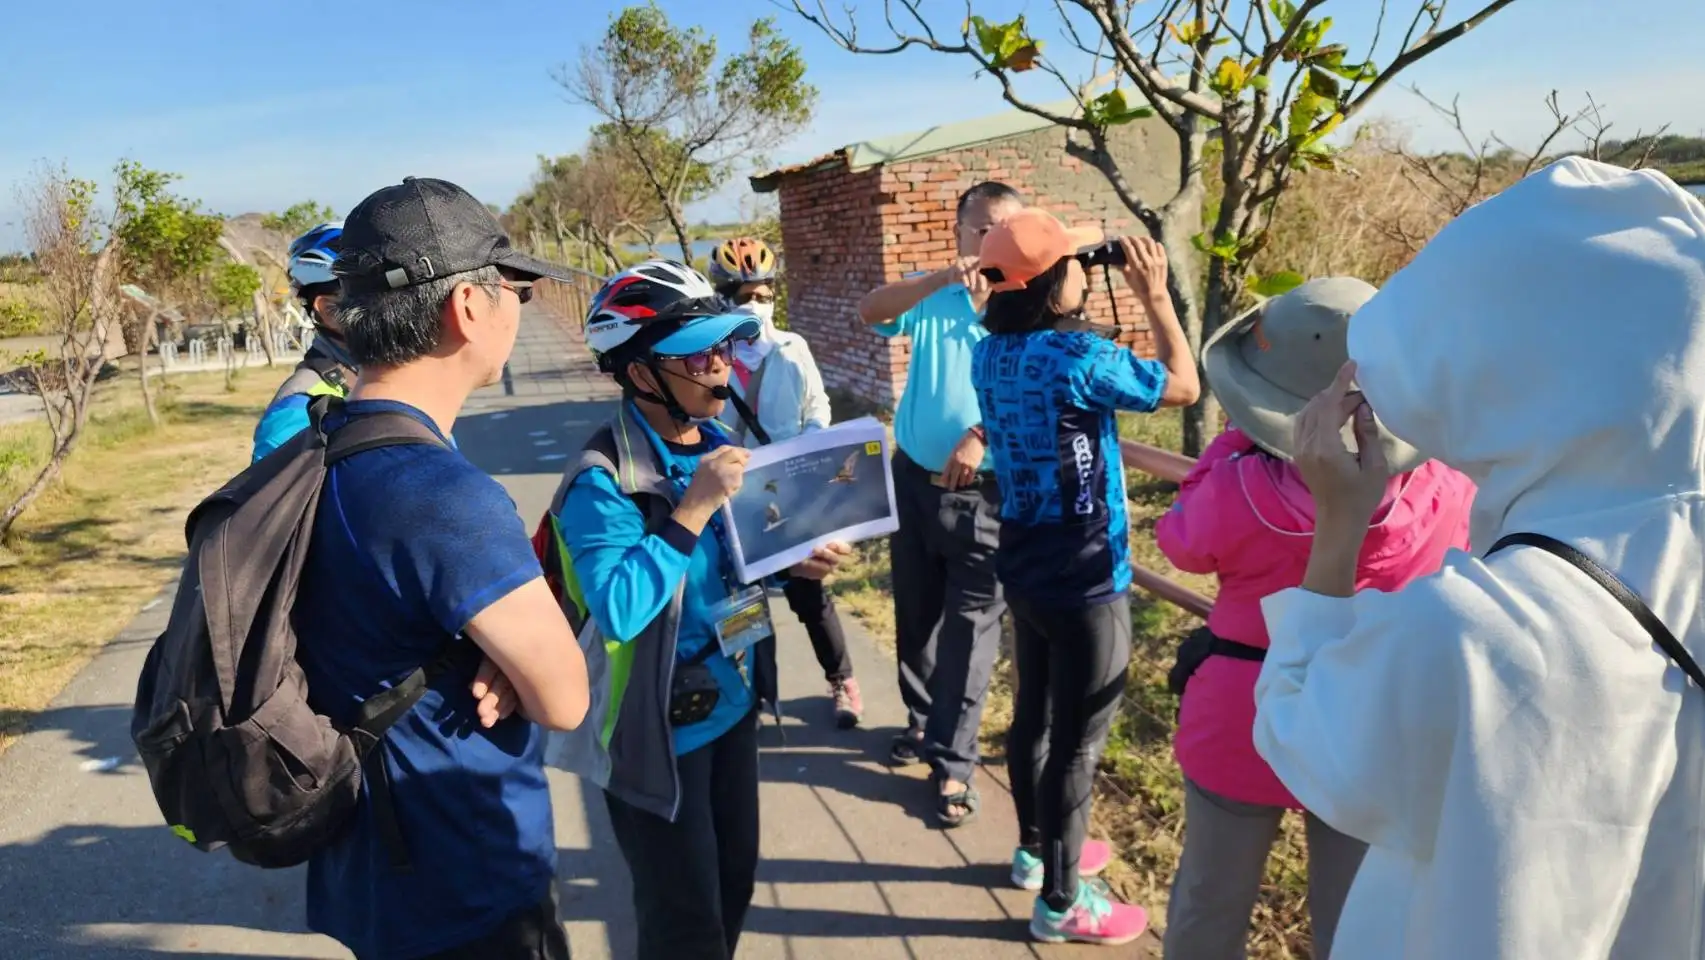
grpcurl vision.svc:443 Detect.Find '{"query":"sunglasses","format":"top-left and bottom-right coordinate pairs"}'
top-left (657, 334), bottom-right (759, 375)
top-left (479, 275), bottom-right (535, 304)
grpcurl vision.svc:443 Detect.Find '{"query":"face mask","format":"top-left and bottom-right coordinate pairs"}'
top-left (741, 301), bottom-right (776, 326)
top-left (732, 301), bottom-right (778, 368)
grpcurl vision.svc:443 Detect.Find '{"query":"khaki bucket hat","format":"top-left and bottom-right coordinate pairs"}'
top-left (1202, 277), bottom-right (1424, 474)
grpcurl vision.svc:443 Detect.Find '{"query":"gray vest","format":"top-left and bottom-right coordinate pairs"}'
top-left (541, 404), bottom-right (691, 821)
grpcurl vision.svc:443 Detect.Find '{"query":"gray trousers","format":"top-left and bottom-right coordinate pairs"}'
top-left (1165, 779), bottom-right (1367, 960)
top-left (890, 450), bottom-right (1006, 784)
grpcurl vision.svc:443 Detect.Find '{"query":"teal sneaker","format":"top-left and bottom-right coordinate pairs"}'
top-left (1029, 879), bottom-right (1148, 946)
top-left (1009, 838), bottom-right (1114, 891)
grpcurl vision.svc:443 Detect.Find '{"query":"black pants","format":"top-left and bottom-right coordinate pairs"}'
top-left (1006, 594), bottom-right (1131, 912)
top-left (604, 708), bottom-right (760, 960)
top-left (890, 450), bottom-right (1006, 784)
top-left (782, 576), bottom-right (853, 682)
top-left (421, 886), bottom-right (571, 959)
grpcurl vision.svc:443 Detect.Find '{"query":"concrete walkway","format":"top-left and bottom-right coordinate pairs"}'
top-left (0, 305), bottom-right (1157, 958)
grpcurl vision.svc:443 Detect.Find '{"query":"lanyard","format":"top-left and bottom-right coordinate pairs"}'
top-left (637, 409), bottom-right (744, 601)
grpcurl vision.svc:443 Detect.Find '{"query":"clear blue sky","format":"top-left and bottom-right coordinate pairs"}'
top-left (1, 0), bottom-right (1700, 252)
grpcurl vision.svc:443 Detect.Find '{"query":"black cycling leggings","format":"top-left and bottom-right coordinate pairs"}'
top-left (1005, 594), bottom-right (1131, 912)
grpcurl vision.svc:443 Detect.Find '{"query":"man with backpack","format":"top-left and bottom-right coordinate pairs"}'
top-left (132, 176), bottom-right (591, 960)
top-left (251, 221), bottom-right (360, 462)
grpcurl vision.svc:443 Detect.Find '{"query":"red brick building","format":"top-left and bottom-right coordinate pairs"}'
top-left (751, 101), bottom-right (1179, 408)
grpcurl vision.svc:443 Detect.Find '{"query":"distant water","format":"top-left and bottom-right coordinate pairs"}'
top-left (622, 239), bottom-right (720, 261)
top-left (1687, 183), bottom-right (1705, 198)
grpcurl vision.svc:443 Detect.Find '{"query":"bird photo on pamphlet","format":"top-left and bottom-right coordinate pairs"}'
top-left (724, 419), bottom-right (898, 581)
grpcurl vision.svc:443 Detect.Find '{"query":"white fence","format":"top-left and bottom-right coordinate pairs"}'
top-left (159, 329), bottom-right (305, 371)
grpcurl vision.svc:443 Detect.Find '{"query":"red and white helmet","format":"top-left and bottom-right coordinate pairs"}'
top-left (584, 260), bottom-right (758, 371)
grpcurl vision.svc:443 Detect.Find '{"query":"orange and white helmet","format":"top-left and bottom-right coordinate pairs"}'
top-left (707, 237), bottom-right (778, 289)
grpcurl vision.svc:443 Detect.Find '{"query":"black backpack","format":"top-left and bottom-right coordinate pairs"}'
top-left (131, 396), bottom-right (454, 869)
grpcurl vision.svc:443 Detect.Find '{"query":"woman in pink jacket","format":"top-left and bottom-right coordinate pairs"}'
top-left (1154, 277), bottom-right (1474, 960)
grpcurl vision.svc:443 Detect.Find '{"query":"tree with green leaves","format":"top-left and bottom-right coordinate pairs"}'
top-left (209, 261), bottom-right (262, 314)
top-left (789, 0), bottom-right (1520, 454)
top-left (561, 2), bottom-right (817, 263)
top-left (110, 161), bottom-right (231, 421)
top-left (262, 200), bottom-right (338, 238)
top-left (113, 161), bottom-right (224, 303)
top-left (511, 128), bottom-right (716, 272)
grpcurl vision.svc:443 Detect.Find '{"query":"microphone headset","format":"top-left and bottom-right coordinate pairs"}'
top-left (624, 352), bottom-right (772, 446)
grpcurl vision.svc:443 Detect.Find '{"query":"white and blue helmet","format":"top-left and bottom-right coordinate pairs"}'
top-left (287, 221), bottom-right (343, 295)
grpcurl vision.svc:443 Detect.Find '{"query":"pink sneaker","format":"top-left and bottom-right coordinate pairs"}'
top-left (1010, 838), bottom-right (1114, 890)
top-left (830, 677), bottom-right (863, 729)
top-left (1029, 880), bottom-right (1148, 946)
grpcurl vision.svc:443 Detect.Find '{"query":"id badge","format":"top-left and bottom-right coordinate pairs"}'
top-left (713, 585), bottom-right (773, 661)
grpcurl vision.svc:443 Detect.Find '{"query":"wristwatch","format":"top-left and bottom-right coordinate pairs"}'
top-left (967, 424), bottom-right (987, 444)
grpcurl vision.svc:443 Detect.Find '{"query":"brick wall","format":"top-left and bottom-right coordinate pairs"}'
top-left (772, 118), bottom-right (1179, 409)
top-left (772, 162), bottom-right (906, 406)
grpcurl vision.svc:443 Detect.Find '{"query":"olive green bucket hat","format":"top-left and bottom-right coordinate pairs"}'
top-left (1202, 277), bottom-right (1424, 474)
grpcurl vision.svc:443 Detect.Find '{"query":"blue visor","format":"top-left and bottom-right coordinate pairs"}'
top-left (652, 313), bottom-right (762, 357)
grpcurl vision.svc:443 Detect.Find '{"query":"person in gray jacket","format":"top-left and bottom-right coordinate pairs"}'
top-left (709, 236), bottom-right (864, 729)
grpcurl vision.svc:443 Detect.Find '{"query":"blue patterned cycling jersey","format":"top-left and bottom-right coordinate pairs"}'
top-left (971, 329), bottom-right (1169, 605)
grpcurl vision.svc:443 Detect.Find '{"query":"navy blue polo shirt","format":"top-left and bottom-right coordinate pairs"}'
top-left (292, 400), bottom-right (554, 959)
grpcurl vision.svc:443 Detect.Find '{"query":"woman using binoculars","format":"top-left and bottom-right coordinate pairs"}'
top-left (970, 209), bottom-right (1199, 946)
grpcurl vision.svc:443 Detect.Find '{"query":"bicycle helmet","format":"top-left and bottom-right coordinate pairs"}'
top-left (706, 237), bottom-right (778, 289)
top-left (585, 260), bottom-right (759, 372)
top-left (287, 221), bottom-right (344, 295)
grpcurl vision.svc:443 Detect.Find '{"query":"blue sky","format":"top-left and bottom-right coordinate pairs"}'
top-left (1, 0), bottom-right (1700, 251)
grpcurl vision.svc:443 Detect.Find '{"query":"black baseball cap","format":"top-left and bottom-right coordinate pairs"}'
top-left (333, 176), bottom-right (575, 294)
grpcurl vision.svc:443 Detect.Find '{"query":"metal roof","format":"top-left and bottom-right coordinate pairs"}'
top-left (750, 96), bottom-right (1088, 193)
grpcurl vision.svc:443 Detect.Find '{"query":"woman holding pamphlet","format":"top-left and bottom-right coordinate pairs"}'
top-left (535, 259), bottom-right (851, 960)
top-left (970, 209), bottom-right (1199, 946)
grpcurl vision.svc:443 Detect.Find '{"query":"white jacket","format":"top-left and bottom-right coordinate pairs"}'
top-left (1253, 158), bottom-right (1705, 959)
top-left (729, 326), bottom-right (832, 447)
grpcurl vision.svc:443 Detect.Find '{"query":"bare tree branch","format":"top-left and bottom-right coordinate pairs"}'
top-left (1340, 0), bottom-right (1519, 129)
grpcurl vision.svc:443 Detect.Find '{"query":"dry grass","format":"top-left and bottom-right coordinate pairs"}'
top-left (824, 408), bottom-right (1323, 958)
top-left (0, 367), bottom-right (277, 754)
top-left (1230, 121), bottom-right (1528, 292)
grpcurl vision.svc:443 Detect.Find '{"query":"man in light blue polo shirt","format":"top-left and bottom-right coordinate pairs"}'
top-left (856, 181), bottom-right (1020, 827)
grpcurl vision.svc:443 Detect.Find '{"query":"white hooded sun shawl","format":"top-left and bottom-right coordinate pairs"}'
top-left (1253, 157), bottom-right (1705, 958)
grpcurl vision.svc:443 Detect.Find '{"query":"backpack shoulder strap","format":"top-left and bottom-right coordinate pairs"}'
top-left (269, 354), bottom-right (352, 407)
top-left (314, 397), bottom-right (447, 464)
top-left (1487, 532), bottom-right (1704, 690)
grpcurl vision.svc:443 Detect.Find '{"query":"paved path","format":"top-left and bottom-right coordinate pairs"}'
top-left (0, 305), bottom-right (1156, 958)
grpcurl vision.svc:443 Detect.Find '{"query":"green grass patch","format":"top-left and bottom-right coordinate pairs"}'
top-left (0, 368), bottom-right (278, 754)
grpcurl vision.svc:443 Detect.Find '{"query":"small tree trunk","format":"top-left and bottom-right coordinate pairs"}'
top-left (1151, 193), bottom-right (1215, 457)
top-left (1183, 261), bottom-right (1237, 453)
top-left (593, 232), bottom-right (623, 274)
top-left (666, 205), bottom-right (694, 264)
top-left (138, 311), bottom-right (160, 427)
top-left (0, 435), bottom-right (76, 542)
top-left (252, 293), bottom-right (276, 366)
top-left (2, 357), bottom-right (98, 543)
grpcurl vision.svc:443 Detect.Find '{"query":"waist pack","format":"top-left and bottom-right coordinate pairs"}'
top-left (1167, 626), bottom-right (1268, 704)
top-left (130, 396), bottom-right (453, 870)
